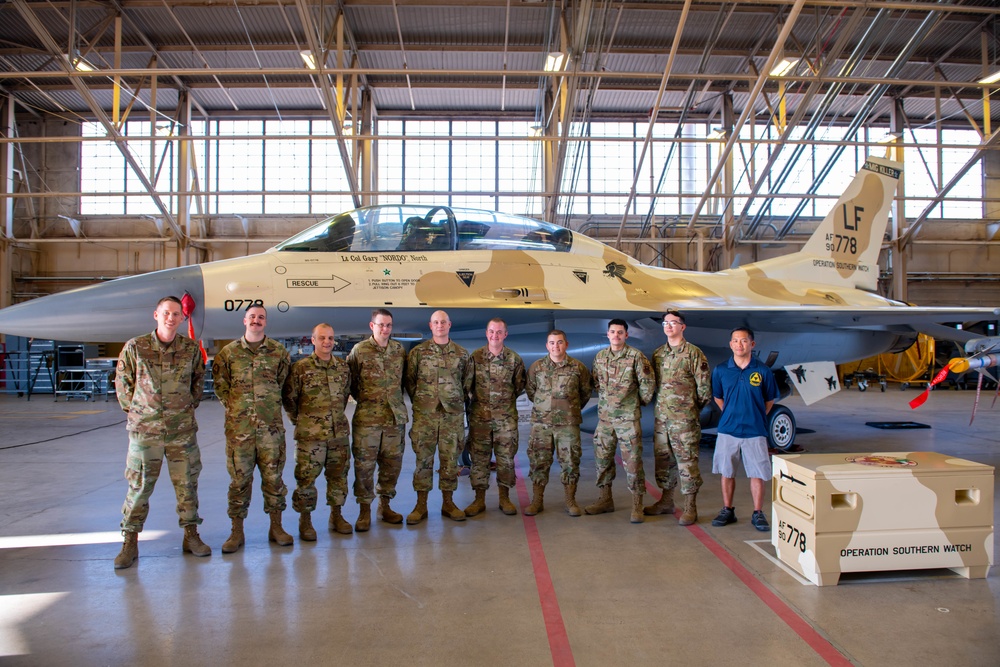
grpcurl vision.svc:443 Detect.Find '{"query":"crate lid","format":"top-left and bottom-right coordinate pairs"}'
top-left (774, 451), bottom-right (994, 478)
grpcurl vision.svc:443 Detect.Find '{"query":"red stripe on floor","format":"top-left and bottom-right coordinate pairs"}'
top-left (644, 485), bottom-right (851, 667)
top-left (515, 464), bottom-right (575, 667)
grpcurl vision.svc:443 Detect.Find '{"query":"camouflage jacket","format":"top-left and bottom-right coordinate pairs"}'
top-left (405, 339), bottom-right (472, 415)
top-left (592, 344), bottom-right (655, 422)
top-left (346, 336), bottom-right (408, 427)
top-left (468, 345), bottom-right (526, 423)
top-left (525, 356), bottom-right (593, 426)
top-left (652, 339), bottom-right (712, 423)
top-left (282, 352), bottom-right (351, 441)
top-left (213, 336), bottom-right (291, 435)
top-left (116, 331), bottom-right (205, 435)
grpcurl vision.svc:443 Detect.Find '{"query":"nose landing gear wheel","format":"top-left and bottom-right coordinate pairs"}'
top-left (768, 405), bottom-right (797, 451)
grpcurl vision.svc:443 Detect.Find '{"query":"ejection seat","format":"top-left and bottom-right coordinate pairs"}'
top-left (399, 216), bottom-right (428, 250)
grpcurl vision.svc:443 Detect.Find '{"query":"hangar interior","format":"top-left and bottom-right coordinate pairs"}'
top-left (0, 1), bottom-right (999, 665)
top-left (0, 0), bottom-right (999, 311)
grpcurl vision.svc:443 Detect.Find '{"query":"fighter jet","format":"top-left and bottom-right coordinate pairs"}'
top-left (0, 155), bottom-right (997, 447)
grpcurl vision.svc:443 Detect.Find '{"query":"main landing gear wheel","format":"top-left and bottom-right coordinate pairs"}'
top-left (768, 404), bottom-right (797, 452)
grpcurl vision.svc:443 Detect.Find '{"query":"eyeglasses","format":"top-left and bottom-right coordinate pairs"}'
top-left (662, 321), bottom-right (684, 327)
top-left (373, 323), bottom-right (393, 328)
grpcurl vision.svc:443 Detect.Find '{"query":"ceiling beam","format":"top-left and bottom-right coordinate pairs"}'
top-left (11, 0), bottom-right (185, 241)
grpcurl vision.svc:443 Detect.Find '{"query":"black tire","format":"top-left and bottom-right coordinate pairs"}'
top-left (768, 404), bottom-right (797, 451)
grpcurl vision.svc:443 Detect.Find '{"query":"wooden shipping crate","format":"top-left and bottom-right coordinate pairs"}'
top-left (771, 452), bottom-right (994, 586)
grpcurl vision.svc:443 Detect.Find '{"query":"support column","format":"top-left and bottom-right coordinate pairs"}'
top-left (889, 100), bottom-right (907, 302)
top-left (177, 91), bottom-right (192, 265)
top-left (985, 146), bottom-right (1000, 240)
top-left (719, 93), bottom-right (735, 271)
top-left (541, 87), bottom-right (559, 223)
top-left (359, 89), bottom-right (374, 208)
top-left (0, 94), bottom-right (14, 312)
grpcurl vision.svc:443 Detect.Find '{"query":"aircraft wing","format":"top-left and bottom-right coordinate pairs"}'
top-left (671, 306), bottom-right (999, 340)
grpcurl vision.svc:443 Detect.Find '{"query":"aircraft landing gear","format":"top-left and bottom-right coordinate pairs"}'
top-left (768, 404), bottom-right (797, 451)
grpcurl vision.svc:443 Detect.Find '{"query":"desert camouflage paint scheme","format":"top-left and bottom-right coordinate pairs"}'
top-left (1, 155), bottom-right (997, 385)
top-left (772, 452), bottom-right (994, 586)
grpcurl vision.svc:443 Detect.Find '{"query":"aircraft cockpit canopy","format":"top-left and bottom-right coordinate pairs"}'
top-left (274, 205), bottom-right (574, 254)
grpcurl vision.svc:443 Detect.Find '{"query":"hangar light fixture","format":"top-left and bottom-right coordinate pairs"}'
top-left (65, 54), bottom-right (95, 72)
top-left (706, 128), bottom-right (726, 141)
top-left (300, 50), bottom-right (319, 70)
top-left (769, 58), bottom-right (798, 77)
top-left (978, 70), bottom-right (1000, 85)
top-left (544, 51), bottom-right (566, 72)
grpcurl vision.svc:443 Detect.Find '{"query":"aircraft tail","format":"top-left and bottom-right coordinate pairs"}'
top-left (740, 155), bottom-right (902, 292)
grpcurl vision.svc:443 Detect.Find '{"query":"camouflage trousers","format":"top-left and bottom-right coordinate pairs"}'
top-left (292, 435), bottom-right (351, 513)
top-left (410, 410), bottom-right (465, 492)
top-left (352, 425), bottom-right (405, 505)
top-left (120, 429), bottom-right (202, 533)
top-left (652, 418), bottom-right (703, 495)
top-left (593, 418), bottom-right (645, 493)
top-left (468, 416), bottom-right (519, 490)
top-left (527, 423), bottom-right (581, 486)
top-left (226, 424), bottom-right (288, 518)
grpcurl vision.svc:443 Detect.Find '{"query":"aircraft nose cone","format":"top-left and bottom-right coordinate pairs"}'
top-left (0, 265), bottom-right (205, 342)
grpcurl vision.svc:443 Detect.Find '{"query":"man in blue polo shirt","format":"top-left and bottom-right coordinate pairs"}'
top-left (710, 327), bottom-right (779, 531)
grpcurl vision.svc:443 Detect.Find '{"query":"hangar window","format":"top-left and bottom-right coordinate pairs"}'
top-left (79, 118), bottom-right (986, 223)
top-left (81, 121), bottom-right (179, 215)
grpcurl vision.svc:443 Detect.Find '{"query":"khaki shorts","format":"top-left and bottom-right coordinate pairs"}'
top-left (711, 433), bottom-right (770, 480)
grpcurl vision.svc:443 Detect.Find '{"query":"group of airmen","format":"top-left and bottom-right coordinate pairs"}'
top-left (112, 296), bottom-right (778, 569)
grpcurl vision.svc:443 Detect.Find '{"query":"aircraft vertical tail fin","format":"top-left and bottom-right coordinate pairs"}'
top-left (741, 155), bottom-right (902, 292)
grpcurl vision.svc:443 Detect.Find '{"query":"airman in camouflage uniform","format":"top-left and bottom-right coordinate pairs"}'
top-left (113, 295), bottom-right (210, 569)
top-left (213, 304), bottom-right (294, 551)
top-left (282, 323), bottom-right (352, 540)
top-left (586, 319), bottom-right (655, 523)
top-left (464, 317), bottom-right (526, 517)
top-left (524, 330), bottom-right (593, 516)
top-left (405, 310), bottom-right (473, 524)
top-left (646, 310), bottom-right (712, 525)
top-left (348, 308), bottom-right (408, 531)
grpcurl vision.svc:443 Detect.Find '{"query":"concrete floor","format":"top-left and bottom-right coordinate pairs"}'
top-left (0, 387), bottom-right (997, 666)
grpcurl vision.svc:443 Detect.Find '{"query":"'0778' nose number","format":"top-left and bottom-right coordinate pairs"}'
top-left (223, 299), bottom-right (264, 312)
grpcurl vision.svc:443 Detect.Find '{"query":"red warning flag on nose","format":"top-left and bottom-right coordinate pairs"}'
top-left (180, 291), bottom-right (208, 364)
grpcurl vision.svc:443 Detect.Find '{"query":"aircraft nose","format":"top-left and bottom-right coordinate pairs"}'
top-left (0, 265), bottom-right (205, 343)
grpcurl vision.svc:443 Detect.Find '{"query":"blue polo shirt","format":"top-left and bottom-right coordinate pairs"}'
top-left (712, 356), bottom-right (779, 438)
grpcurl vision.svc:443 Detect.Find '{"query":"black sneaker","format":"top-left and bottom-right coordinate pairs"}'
top-left (711, 507), bottom-right (736, 526)
top-left (751, 510), bottom-right (770, 532)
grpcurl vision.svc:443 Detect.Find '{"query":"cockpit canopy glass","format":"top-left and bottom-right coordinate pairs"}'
top-left (275, 205), bottom-right (573, 253)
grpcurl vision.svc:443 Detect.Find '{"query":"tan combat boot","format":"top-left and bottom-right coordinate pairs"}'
top-left (441, 491), bottom-right (466, 521)
top-left (678, 493), bottom-right (698, 526)
top-left (564, 483), bottom-right (582, 517)
top-left (114, 531), bottom-right (138, 569)
top-left (630, 493), bottom-right (644, 524)
top-left (498, 486), bottom-right (518, 515)
top-left (182, 525), bottom-right (212, 556)
top-left (524, 483), bottom-right (545, 516)
top-left (464, 489), bottom-right (487, 517)
top-left (299, 512), bottom-right (317, 541)
top-left (584, 485), bottom-right (615, 515)
top-left (644, 490), bottom-right (675, 515)
top-left (268, 511), bottom-right (294, 546)
top-left (330, 505), bottom-right (354, 534)
top-left (407, 491), bottom-right (429, 525)
top-left (221, 517), bottom-right (245, 554)
top-left (379, 496), bottom-right (403, 524)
